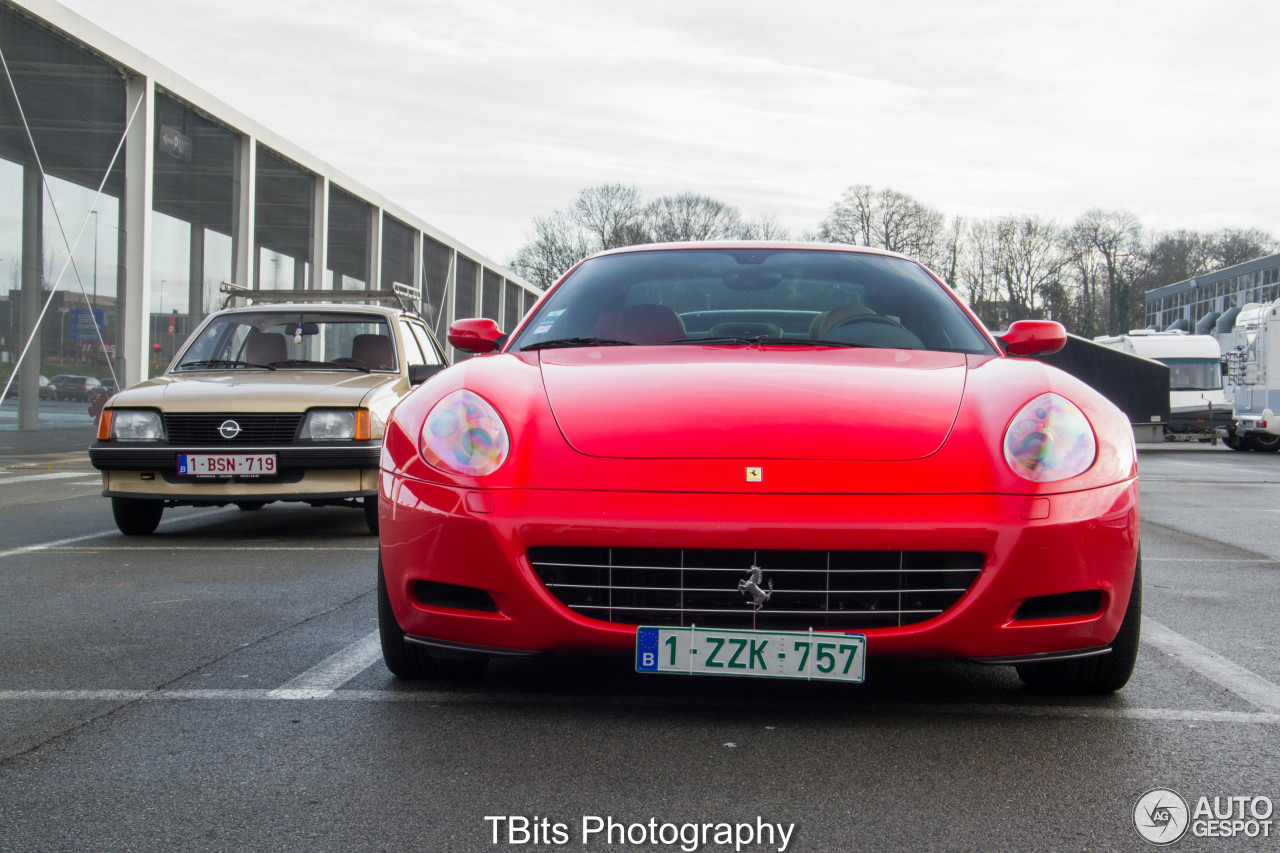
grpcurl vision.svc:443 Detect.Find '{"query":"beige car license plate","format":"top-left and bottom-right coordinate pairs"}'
top-left (636, 626), bottom-right (866, 682)
top-left (177, 453), bottom-right (277, 477)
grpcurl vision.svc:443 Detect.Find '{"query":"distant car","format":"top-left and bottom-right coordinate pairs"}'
top-left (90, 289), bottom-right (448, 535)
top-left (51, 374), bottom-right (102, 401)
top-left (377, 242), bottom-right (1141, 694)
top-left (4, 374), bottom-right (55, 400)
top-left (88, 377), bottom-right (119, 420)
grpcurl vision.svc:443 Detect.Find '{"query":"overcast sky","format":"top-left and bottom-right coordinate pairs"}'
top-left (56, 0), bottom-right (1280, 267)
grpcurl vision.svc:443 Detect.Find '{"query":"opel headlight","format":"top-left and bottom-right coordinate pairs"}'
top-left (1003, 393), bottom-right (1096, 482)
top-left (420, 390), bottom-right (510, 476)
top-left (110, 409), bottom-right (164, 441)
top-left (300, 408), bottom-right (372, 440)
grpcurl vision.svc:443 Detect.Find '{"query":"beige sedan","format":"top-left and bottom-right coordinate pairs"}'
top-left (90, 299), bottom-right (448, 535)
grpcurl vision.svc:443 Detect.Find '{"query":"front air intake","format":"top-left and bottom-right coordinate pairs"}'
top-left (529, 547), bottom-right (983, 631)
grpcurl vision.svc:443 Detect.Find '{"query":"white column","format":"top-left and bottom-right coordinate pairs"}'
top-left (121, 74), bottom-right (154, 387)
top-left (310, 176), bottom-right (328, 290)
top-left (411, 229), bottom-right (423, 300)
top-left (368, 208), bottom-right (382, 290)
top-left (232, 135), bottom-right (256, 289)
top-left (17, 164), bottom-right (42, 430)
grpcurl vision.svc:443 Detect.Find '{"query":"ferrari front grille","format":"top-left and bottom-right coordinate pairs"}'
top-left (528, 547), bottom-right (984, 631)
top-left (163, 413), bottom-right (304, 444)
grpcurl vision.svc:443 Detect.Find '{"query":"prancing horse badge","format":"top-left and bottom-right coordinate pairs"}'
top-left (746, 467), bottom-right (762, 482)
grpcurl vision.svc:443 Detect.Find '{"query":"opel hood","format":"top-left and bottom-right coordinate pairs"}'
top-left (112, 370), bottom-right (399, 413)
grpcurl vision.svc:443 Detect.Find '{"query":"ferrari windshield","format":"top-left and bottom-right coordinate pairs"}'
top-left (175, 311), bottom-right (399, 371)
top-left (508, 248), bottom-right (995, 354)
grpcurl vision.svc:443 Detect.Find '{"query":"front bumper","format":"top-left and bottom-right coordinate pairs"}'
top-left (379, 474), bottom-right (1140, 662)
top-left (91, 442), bottom-right (380, 502)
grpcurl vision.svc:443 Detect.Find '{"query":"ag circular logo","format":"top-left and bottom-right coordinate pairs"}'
top-left (218, 419), bottom-right (242, 440)
top-left (1135, 788), bottom-right (1190, 845)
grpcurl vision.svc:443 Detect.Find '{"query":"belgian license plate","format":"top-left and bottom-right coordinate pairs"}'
top-left (177, 453), bottom-right (277, 477)
top-left (636, 626), bottom-right (866, 683)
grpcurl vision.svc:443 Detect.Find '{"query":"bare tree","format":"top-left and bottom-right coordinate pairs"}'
top-left (993, 215), bottom-right (1063, 323)
top-left (957, 218), bottom-right (1002, 327)
top-left (1067, 209), bottom-right (1143, 335)
top-left (509, 209), bottom-right (593, 290)
top-left (741, 213), bottom-right (791, 241)
top-left (818, 184), bottom-right (945, 264)
top-left (818, 184), bottom-right (877, 246)
top-left (646, 193), bottom-right (746, 242)
top-left (572, 184), bottom-right (648, 250)
top-left (1210, 227), bottom-right (1278, 268)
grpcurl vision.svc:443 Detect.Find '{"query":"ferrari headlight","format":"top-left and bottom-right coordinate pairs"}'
top-left (300, 408), bottom-right (367, 440)
top-left (1003, 393), bottom-right (1096, 482)
top-left (111, 409), bottom-right (164, 441)
top-left (420, 390), bottom-right (510, 476)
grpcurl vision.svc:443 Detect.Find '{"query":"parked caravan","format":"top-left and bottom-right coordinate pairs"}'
top-left (1093, 330), bottom-right (1228, 441)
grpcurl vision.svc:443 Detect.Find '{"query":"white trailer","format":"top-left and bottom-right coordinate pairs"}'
top-left (1223, 301), bottom-right (1280, 451)
top-left (1093, 330), bottom-right (1228, 441)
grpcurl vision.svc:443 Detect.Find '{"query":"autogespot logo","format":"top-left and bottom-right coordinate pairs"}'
top-left (1135, 788), bottom-right (1190, 845)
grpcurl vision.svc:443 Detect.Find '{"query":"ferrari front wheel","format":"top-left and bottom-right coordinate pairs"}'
top-left (1017, 553), bottom-right (1141, 695)
top-left (377, 556), bottom-right (487, 680)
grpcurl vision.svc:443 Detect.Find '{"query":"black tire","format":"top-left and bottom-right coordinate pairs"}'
top-left (377, 556), bottom-right (488, 680)
top-left (1017, 552), bottom-right (1142, 694)
top-left (364, 496), bottom-right (379, 535)
top-left (236, 501), bottom-right (267, 511)
top-left (111, 497), bottom-right (164, 535)
top-left (1246, 432), bottom-right (1280, 452)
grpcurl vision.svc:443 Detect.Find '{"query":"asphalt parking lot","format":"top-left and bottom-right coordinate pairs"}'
top-left (0, 433), bottom-right (1277, 852)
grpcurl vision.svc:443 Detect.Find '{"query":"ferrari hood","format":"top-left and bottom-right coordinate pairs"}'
top-left (112, 370), bottom-right (396, 413)
top-left (538, 346), bottom-right (967, 461)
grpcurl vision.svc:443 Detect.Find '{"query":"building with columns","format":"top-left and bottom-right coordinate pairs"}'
top-left (1, 0), bottom-right (538, 430)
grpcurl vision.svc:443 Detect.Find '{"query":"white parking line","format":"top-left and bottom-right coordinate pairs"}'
top-left (1150, 459), bottom-right (1227, 471)
top-left (0, 507), bottom-right (284, 559)
top-left (1143, 617), bottom-right (1280, 714)
top-left (0, 471), bottom-right (92, 486)
top-left (0, 686), bottom-right (1276, 725)
top-left (267, 632), bottom-right (383, 699)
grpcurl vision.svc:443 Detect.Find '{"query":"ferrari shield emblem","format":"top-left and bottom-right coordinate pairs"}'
top-left (746, 467), bottom-right (762, 482)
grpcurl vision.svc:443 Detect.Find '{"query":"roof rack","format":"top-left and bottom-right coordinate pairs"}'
top-left (219, 281), bottom-right (421, 314)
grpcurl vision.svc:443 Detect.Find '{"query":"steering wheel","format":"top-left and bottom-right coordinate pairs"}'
top-left (824, 314), bottom-right (924, 349)
top-left (829, 314), bottom-right (903, 330)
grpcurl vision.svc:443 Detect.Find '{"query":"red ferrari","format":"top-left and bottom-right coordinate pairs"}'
top-left (377, 243), bottom-right (1140, 693)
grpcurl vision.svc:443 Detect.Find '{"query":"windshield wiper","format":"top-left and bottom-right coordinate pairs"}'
top-left (669, 336), bottom-right (868, 348)
top-left (266, 359), bottom-right (371, 373)
top-left (522, 337), bottom-right (635, 351)
top-left (177, 359), bottom-right (276, 370)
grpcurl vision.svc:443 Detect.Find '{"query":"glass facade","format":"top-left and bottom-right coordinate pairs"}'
top-left (327, 185), bottom-right (370, 291)
top-left (0, 3), bottom-right (126, 419)
top-left (0, 0), bottom-right (536, 428)
top-left (482, 268), bottom-right (502, 323)
top-left (504, 280), bottom-right (522, 331)
top-left (1145, 254), bottom-right (1280, 332)
top-left (149, 91), bottom-right (240, 374)
top-left (422, 235), bottom-right (452, 334)
top-left (255, 145), bottom-right (313, 291)
top-left (380, 213), bottom-right (414, 291)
